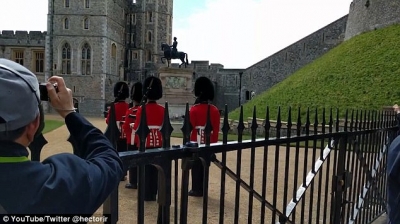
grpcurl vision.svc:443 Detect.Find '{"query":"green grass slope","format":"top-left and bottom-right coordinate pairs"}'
top-left (229, 24), bottom-right (400, 121)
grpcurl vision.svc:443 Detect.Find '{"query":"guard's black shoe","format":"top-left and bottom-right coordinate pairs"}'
top-left (125, 183), bottom-right (137, 189)
top-left (144, 195), bottom-right (157, 201)
top-left (188, 190), bottom-right (203, 197)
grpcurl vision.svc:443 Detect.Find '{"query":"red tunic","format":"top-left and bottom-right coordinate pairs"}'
top-left (132, 102), bottom-right (165, 148)
top-left (105, 101), bottom-right (129, 124)
top-left (105, 101), bottom-right (129, 139)
top-left (122, 105), bottom-right (140, 145)
top-left (189, 103), bottom-right (220, 144)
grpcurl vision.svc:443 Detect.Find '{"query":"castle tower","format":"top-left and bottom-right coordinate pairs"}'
top-left (126, 0), bottom-right (173, 82)
top-left (345, 0), bottom-right (400, 40)
top-left (45, 0), bottom-right (173, 115)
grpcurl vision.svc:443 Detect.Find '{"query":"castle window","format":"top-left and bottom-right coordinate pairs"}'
top-left (81, 43), bottom-right (91, 75)
top-left (131, 14), bottom-right (136, 25)
top-left (62, 43), bottom-right (71, 75)
top-left (34, 51), bottom-right (44, 73)
top-left (130, 50), bottom-right (138, 60)
top-left (111, 43), bottom-right (117, 58)
top-left (161, 0), bottom-right (165, 4)
top-left (13, 50), bottom-right (24, 65)
top-left (146, 50), bottom-right (152, 62)
top-left (64, 18), bottom-right (69, 29)
top-left (130, 33), bottom-right (135, 44)
top-left (147, 31), bottom-right (152, 43)
top-left (84, 0), bottom-right (90, 8)
top-left (65, 0), bottom-right (69, 7)
top-left (84, 18), bottom-right (89, 29)
top-left (147, 12), bottom-right (153, 23)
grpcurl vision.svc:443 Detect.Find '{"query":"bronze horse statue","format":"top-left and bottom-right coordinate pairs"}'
top-left (161, 43), bottom-right (189, 68)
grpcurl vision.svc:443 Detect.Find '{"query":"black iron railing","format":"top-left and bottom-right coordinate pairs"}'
top-left (29, 103), bottom-right (398, 224)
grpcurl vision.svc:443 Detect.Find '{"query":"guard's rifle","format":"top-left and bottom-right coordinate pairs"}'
top-left (140, 78), bottom-right (154, 106)
top-left (128, 78), bottom-right (153, 119)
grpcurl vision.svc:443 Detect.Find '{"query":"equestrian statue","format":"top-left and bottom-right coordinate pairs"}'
top-left (161, 37), bottom-right (189, 68)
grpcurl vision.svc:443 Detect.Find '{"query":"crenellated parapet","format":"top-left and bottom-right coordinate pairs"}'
top-left (0, 30), bottom-right (46, 47)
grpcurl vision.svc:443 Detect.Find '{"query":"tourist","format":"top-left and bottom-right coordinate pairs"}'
top-left (0, 58), bottom-right (123, 214)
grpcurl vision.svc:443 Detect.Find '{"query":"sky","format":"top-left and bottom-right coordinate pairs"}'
top-left (0, 0), bottom-right (353, 69)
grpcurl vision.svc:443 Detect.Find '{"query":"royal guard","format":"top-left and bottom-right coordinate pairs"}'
top-left (106, 81), bottom-right (130, 152)
top-left (132, 76), bottom-right (164, 201)
top-left (189, 76), bottom-right (221, 197)
top-left (122, 81), bottom-right (143, 189)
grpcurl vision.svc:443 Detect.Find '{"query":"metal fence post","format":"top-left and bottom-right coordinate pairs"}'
top-left (332, 135), bottom-right (350, 224)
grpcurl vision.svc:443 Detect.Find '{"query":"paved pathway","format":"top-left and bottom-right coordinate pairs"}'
top-left (372, 213), bottom-right (388, 224)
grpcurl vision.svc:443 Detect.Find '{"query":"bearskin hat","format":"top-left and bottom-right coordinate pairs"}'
top-left (130, 81), bottom-right (143, 103)
top-left (143, 76), bottom-right (163, 100)
top-left (194, 76), bottom-right (214, 101)
top-left (113, 81), bottom-right (129, 99)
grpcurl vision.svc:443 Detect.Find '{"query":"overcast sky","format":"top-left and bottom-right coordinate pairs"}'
top-left (0, 0), bottom-right (353, 68)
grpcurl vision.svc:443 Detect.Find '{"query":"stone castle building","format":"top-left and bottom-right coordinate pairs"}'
top-left (1, 0), bottom-right (173, 115)
top-left (1, 0), bottom-right (400, 115)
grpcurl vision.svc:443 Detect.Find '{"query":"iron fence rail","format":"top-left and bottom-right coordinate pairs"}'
top-left (28, 103), bottom-right (397, 224)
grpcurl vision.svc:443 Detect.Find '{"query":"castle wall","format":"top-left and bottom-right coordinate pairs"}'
top-left (345, 0), bottom-right (400, 40)
top-left (240, 15), bottom-right (348, 107)
top-left (0, 31), bottom-right (46, 81)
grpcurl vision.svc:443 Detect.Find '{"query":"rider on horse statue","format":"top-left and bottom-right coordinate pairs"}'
top-left (160, 36), bottom-right (188, 68)
top-left (170, 37), bottom-right (178, 58)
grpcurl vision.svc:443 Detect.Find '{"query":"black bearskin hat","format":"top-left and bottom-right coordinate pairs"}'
top-left (130, 81), bottom-right (143, 103)
top-left (194, 76), bottom-right (214, 101)
top-left (113, 81), bottom-right (129, 99)
top-left (143, 76), bottom-right (162, 100)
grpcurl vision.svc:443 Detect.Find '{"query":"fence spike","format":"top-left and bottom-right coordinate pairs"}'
top-left (287, 107), bottom-right (292, 137)
top-left (221, 104), bottom-right (230, 144)
top-left (296, 107), bottom-right (302, 136)
top-left (305, 107), bottom-right (310, 136)
top-left (237, 105), bottom-right (245, 142)
top-left (204, 104), bottom-right (213, 146)
top-left (350, 110), bottom-right (354, 132)
top-left (104, 103), bottom-right (120, 149)
top-left (329, 108), bottom-right (333, 134)
top-left (344, 109), bottom-right (348, 132)
top-left (314, 108), bottom-right (318, 133)
top-left (160, 102), bottom-right (173, 148)
top-left (136, 103), bottom-right (150, 152)
top-left (181, 103), bottom-right (192, 144)
top-left (359, 110), bottom-right (363, 130)
top-left (264, 106), bottom-right (271, 139)
top-left (276, 107), bottom-right (282, 138)
top-left (251, 106), bottom-right (258, 140)
top-left (322, 108), bottom-right (326, 134)
top-left (367, 110), bottom-right (371, 129)
top-left (335, 108), bottom-right (340, 133)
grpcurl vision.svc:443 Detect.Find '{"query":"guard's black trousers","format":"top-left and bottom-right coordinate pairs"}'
top-left (144, 165), bottom-right (158, 201)
top-left (191, 159), bottom-right (204, 193)
top-left (117, 139), bottom-right (127, 153)
top-left (127, 145), bottom-right (138, 186)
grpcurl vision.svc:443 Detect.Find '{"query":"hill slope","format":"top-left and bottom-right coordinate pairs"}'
top-left (229, 24), bottom-right (400, 121)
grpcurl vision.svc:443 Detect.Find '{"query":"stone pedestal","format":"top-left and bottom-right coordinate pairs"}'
top-left (158, 67), bottom-right (194, 117)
